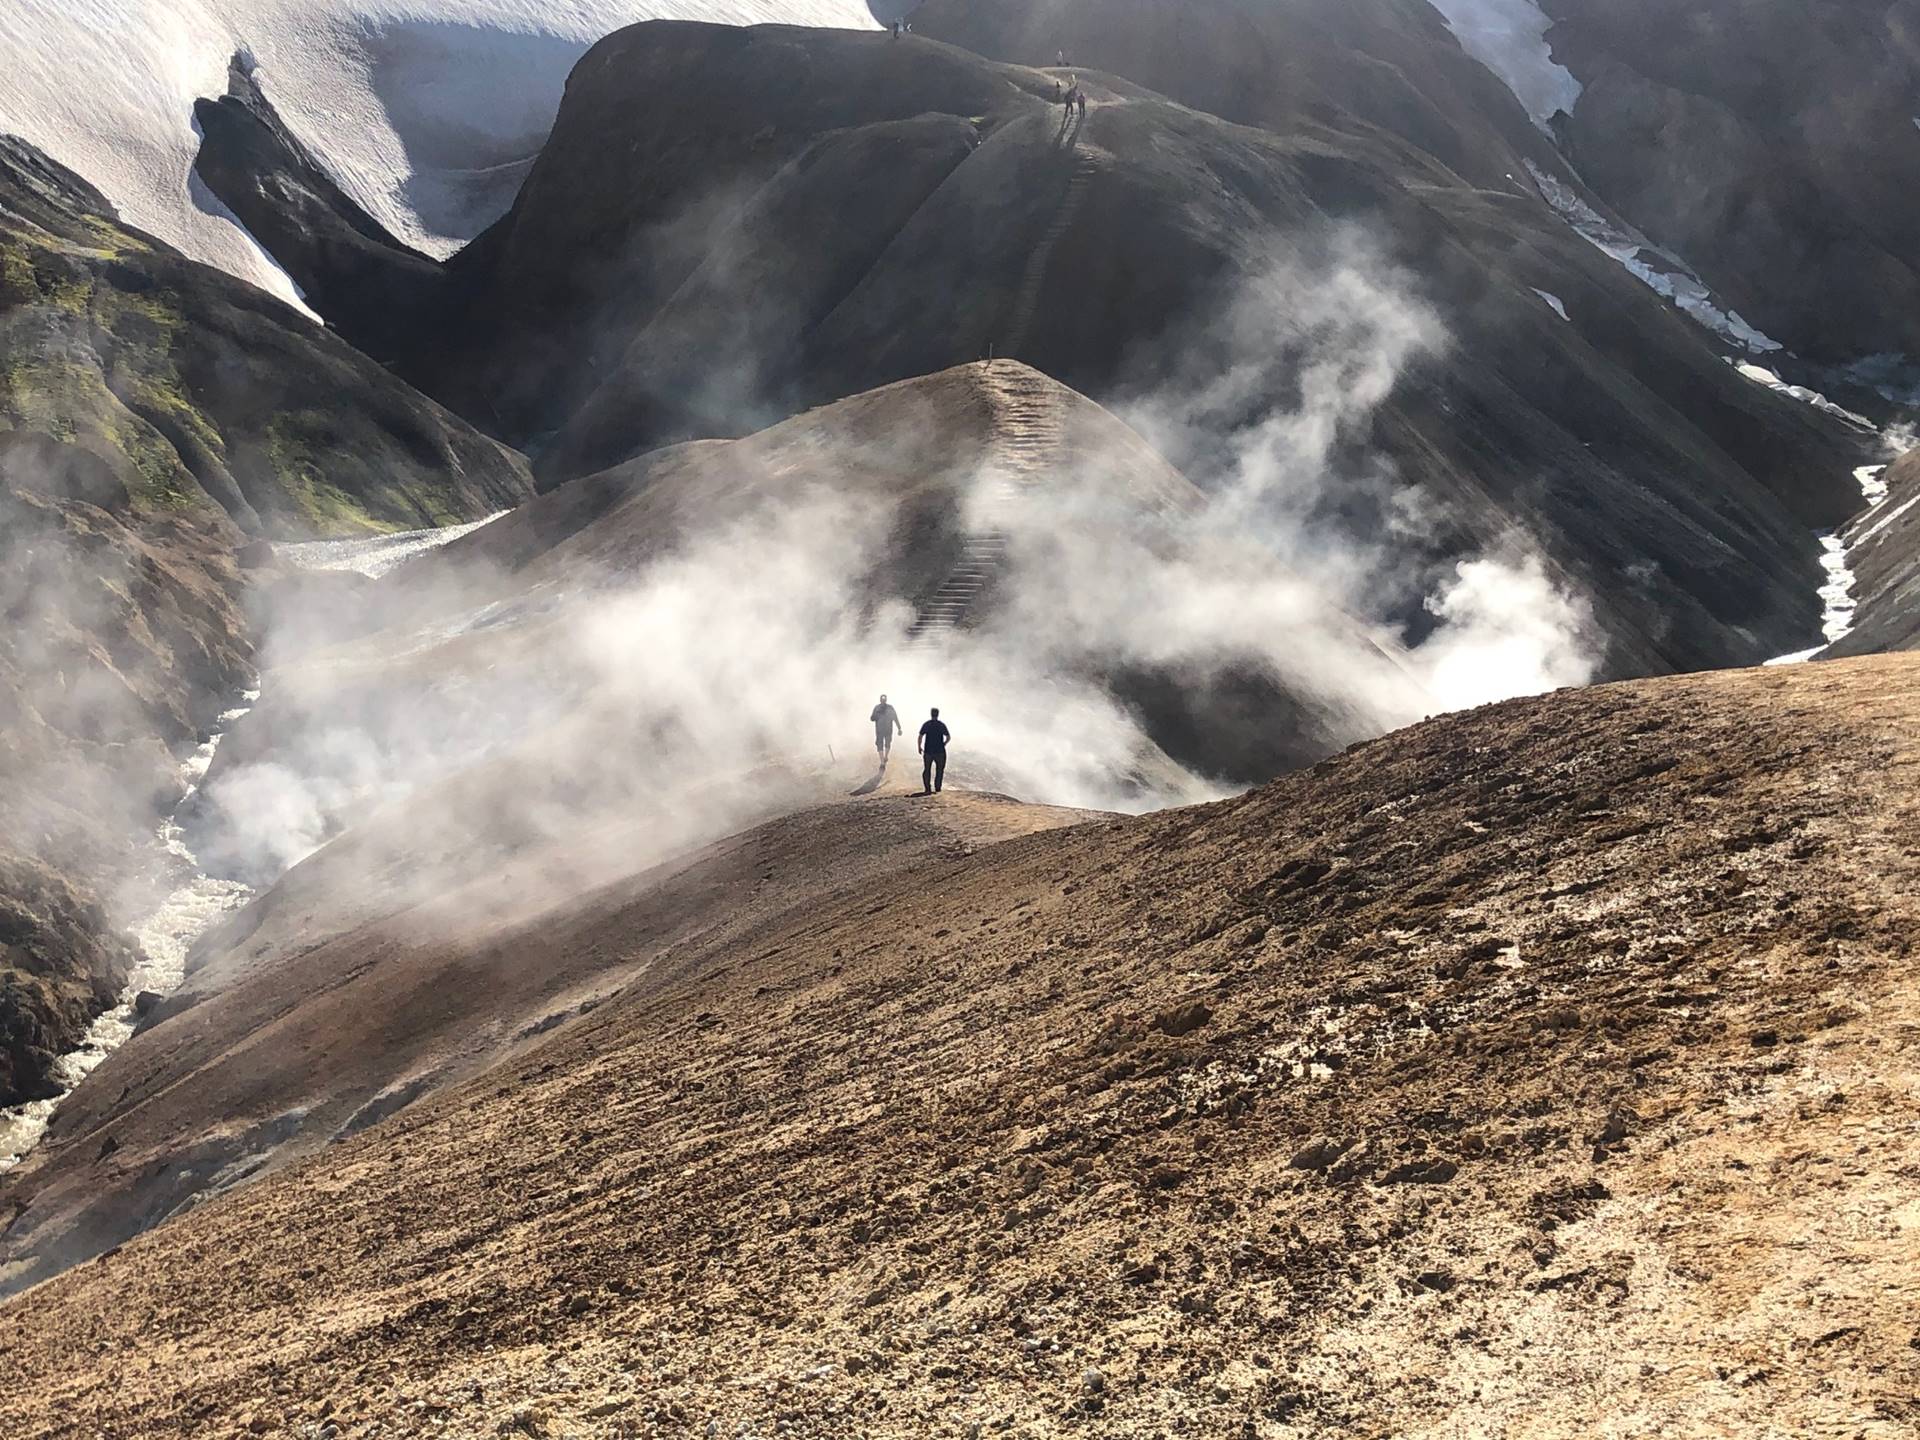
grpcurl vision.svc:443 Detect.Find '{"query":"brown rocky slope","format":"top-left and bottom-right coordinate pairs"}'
top-left (2, 653), bottom-right (1916, 1436)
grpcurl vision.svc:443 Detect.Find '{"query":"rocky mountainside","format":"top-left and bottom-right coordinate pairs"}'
top-left (0, 358), bottom-right (1485, 1290)
top-left (194, 18), bottom-right (1876, 682)
top-left (0, 134), bottom-right (534, 1110)
top-left (1, 137), bottom-right (534, 540)
top-left (2, 652), bottom-right (1915, 1434)
top-left (2, 5), bottom-right (1918, 1432)
top-left (0, 1), bottom-right (878, 309)
top-left (910, 0), bottom-right (1558, 186)
top-left (1543, 0), bottom-right (1920, 368)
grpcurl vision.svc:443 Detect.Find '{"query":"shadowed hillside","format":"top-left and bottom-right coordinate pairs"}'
top-left (1546, 0), bottom-right (1920, 367)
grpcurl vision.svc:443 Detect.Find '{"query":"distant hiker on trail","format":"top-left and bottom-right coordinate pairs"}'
top-left (872, 694), bottom-right (903, 761)
top-left (1077, 86), bottom-right (1089, 117)
top-left (918, 708), bottom-right (951, 795)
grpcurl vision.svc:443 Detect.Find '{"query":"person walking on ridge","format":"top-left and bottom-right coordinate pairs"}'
top-left (918, 708), bottom-right (951, 795)
top-left (872, 694), bottom-right (903, 761)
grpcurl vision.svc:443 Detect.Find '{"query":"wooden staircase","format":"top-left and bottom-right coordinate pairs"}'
top-left (910, 364), bottom-right (1068, 639)
top-left (1000, 153), bottom-right (1097, 362)
top-left (909, 150), bottom-right (1096, 641)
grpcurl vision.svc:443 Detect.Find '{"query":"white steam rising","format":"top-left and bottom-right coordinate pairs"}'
top-left (190, 245), bottom-right (1599, 908)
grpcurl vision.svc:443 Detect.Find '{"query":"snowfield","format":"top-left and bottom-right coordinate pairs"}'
top-left (0, 1), bottom-right (876, 306)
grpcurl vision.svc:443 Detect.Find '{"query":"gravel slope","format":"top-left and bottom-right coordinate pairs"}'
top-left (2, 653), bottom-right (1916, 1437)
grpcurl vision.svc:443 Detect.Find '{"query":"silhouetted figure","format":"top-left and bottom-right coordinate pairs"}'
top-left (1077, 88), bottom-right (1088, 117)
top-left (871, 694), bottom-right (903, 760)
top-left (918, 708), bottom-right (951, 794)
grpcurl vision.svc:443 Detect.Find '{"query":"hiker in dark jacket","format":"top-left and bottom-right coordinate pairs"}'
top-left (918, 708), bottom-right (951, 794)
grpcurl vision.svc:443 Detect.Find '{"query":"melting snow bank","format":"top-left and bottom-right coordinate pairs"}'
top-left (1526, 162), bottom-right (1783, 355)
top-left (1428, 0), bottom-right (1581, 126)
top-left (1730, 361), bottom-right (1877, 432)
top-left (278, 510), bottom-right (508, 579)
top-left (1766, 466), bottom-right (1890, 665)
top-left (0, 694), bottom-right (260, 1174)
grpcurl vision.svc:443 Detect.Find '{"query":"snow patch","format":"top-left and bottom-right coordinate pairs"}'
top-left (1526, 161), bottom-right (1783, 355)
top-left (1730, 361), bottom-right (1876, 431)
top-left (1853, 489), bottom-right (1918, 550)
top-left (0, 1), bottom-right (878, 293)
top-left (278, 508), bottom-right (509, 578)
top-left (1765, 466), bottom-right (1888, 666)
top-left (1531, 287), bottom-right (1569, 322)
top-left (1856, 464), bottom-right (1891, 512)
top-left (1428, 0), bottom-right (1581, 125)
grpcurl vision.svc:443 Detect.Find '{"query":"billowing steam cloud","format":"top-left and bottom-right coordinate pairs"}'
top-left (187, 239), bottom-right (1598, 913)
top-left (987, 238), bottom-right (1597, 739)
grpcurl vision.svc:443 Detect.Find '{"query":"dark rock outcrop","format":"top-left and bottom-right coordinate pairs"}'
top-left (191, 56), bottom-right (458, 377)
top-left (0, 858), bottom-right (137, 1109)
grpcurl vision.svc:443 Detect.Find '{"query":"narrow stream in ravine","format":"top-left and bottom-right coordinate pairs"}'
top-left (0, 694), bottom-right (258, 1172)
top-left (0, 514), bottom-right (507, 1173)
